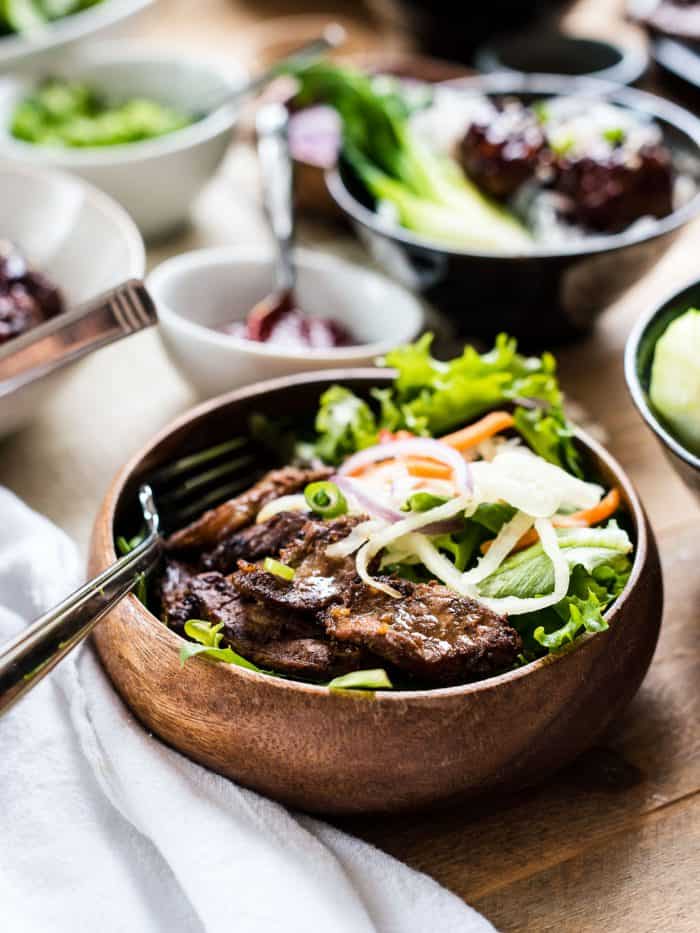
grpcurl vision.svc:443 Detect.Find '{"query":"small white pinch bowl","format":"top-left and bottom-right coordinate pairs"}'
top-left (0, 160), bottom-right (144, 437)
top-left (0, 42), bottom-right (247, 239)
top-left (0, 0), bottom-right (153, 73)
top-left (149, 246), bottom-right (426, 398)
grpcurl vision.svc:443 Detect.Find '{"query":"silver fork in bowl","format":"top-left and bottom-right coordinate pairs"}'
top-left (0, 278), bottom-right (157, 399)
top-left (0, 437), bottom-right (264, 714)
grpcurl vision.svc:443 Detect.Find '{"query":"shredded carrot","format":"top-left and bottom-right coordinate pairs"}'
top-left (405, 458), bottom-right (452, 480)
top-left (554, 487), bottom-right (621, 528)
top-left (440, 411), bottom-right (515, 452)
top-left (480, 487), bottom-right (622, 555)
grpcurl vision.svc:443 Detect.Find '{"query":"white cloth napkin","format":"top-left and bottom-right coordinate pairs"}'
top-left (0, 487), bottom-right (494, 933)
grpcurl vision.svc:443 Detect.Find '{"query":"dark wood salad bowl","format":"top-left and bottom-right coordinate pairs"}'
top-left (89, 371), bottom-right (663, 814)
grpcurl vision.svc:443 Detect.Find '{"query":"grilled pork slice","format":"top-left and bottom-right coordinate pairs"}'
top-left (166, 465), bottom-right (332, 552)
top-left (182, 571), bottom-right (366, 679)
top-left (202, 510), bottom-right (309, 573)
top-left (157, 557), bottom-right (200, 634)
top-left (231, 515), bottom-right (365, 612)
top-left (323, 579), bottom-right (522, 686)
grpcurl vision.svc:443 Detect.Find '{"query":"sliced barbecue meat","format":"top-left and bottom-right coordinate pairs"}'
top-left (166, 465), bottom-right (332, 552)
top-left (158, 557), bottom-right (200, 634)
top-left (553, 143), bottom-right (674, 233)
top-left (323, 578), bottom-right (522, 686)
top-left (201, 510), bottom-right (309, 573)
top-left (231, 514), bottom-right (365, 612)
top-left (183, 570), bottom-right (366, 678)
top-left (278, 513), bottom-right (365, 591)
top-left (458, 101), bottom-right (546, 200)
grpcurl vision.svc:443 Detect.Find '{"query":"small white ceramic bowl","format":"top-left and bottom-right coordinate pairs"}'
top-left (0, 0), bottom-right (152, 73)
top-left (0, 42), bottom-right (246, 239)
top-left (149, 246), bottom-right (425, 397)
top-left (0, 160), bottom-right (144, 437)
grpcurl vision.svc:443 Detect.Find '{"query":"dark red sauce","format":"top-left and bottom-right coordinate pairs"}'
top-left (0, 243), bottom-right (63, 346)
top-left (220, 292), bottom-right (355, 350)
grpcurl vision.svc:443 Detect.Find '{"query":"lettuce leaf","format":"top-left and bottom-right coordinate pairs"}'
top-left (478, 522), bottom-right (632, 600)
top-left (313, 333), bottom-right (580, 473)
top-left (314, 385), bottom-right (378, 464)
top-left (179, 620), bottom-right (264, 671)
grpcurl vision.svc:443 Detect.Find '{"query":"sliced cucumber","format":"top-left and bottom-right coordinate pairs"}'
top-left (650, 308), bottom-right (700, 456)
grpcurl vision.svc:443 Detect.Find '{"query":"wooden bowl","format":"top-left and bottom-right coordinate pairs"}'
top-left (89, 371), bottom-right (663, 815)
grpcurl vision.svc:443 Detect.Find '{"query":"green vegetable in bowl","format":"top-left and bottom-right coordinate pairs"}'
top-left (287, 61), bottom-right (532, 253)
top-left (649, 308), bottom-right (700, 456)
top-left (0, 0), bottom-right (102, 36)
top-left (11, 79), bottom-right (194, 147)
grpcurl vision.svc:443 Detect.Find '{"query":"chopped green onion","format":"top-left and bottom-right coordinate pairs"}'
top-left (401, 491), bottom-right (449, 513)
top-left (327, 668), bottom-right (393, 692)
top-left (603, 127), bottom-right (625, 146)
top-left (263, 557), bottom-right (296, 581)
top-left (304, 480), bottom-right (347, 518)
top-left (532, 101), bottom-right (549, 125)
top-left (180, 620), bottom-right (264, 671)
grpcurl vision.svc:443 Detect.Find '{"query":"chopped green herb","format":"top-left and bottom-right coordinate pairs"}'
top-left (532, 100), bottom-right (549, 124)
top-left (401, 491), bottom-right (449, 512)
top-left (11, 78), bottom-right (194, 148)
top-left (179, 620), bottom-right (264, 671)
top-left (263, 557), bottom-right (296, 581)
top-left (603, 127), bottom-right (626, 146)
top-left (327, 668), bottom-right (393, 692)
top-left (304, 480), bottom-right (348, 518)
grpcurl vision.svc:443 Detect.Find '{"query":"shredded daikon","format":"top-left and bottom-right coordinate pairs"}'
top-left (256, 494), bottom-right (310, 524)
top-left (461, 511), bottom-right (535, 585)
top-left (477, 518), bottom-right (571, 615)
top-left (470, 450), bottom-right (603, 517)
top-left (325, 519), bottom-right (386, 558)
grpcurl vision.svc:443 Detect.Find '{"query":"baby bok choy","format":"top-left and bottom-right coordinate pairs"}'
top-left (288, 61), bottom-right (532, 253)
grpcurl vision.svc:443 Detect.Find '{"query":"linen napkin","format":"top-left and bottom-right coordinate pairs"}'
top-left (0, 487), bottom-right (494, 933)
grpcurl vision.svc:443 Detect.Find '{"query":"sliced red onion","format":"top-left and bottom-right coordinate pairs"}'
top-left (339, 438), bottom-right (473, 494)
top-left (333, 474), bottom-right (402, 523)
top-left (288, 106), bottom-right (342, 169)
top-left (334, 475), bottom-right (466, 536)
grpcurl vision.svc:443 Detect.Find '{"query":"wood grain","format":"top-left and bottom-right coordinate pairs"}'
top-left (89, 378), bottom-right (662, 815)
top-left (0, 0), bottom-right (698, 929)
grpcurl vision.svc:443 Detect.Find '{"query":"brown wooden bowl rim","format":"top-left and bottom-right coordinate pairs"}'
top-left (96, 367), bottom-right (649, 702)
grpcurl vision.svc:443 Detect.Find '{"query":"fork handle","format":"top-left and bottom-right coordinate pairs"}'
top-left (0, 532), bottom-right (161, 715)
top-left (0, 279), bottom-right (157, 400)
top-left (257, 103), bottom-right (296, 294)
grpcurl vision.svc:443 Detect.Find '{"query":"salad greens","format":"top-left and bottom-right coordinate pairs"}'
top-left (11, 79), bottom-right (194, 148)
top-left (0, 0), bottom-right (102, 35)
top-left (180, 620), bottom-right (393, 692)
top-left (314, 333), bottom-right (581, 476)
top-left (288, 60), bottom-right (531, 252)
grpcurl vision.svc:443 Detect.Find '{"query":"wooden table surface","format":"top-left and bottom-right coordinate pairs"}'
top-left (1, 1), bottom-right (699, 930)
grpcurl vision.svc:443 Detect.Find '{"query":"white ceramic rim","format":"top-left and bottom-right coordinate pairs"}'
top-left (149, 245), bottom-right (426, 361)
top-left (0, 157), bottom-right (146, 276)
top-left (0, 40), bottom-right (247, 166)
top-left (0, 0), bottom-right (154, 63)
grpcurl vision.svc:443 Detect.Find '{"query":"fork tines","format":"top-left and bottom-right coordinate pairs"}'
top-left (148, 436), bottom-right (264, 531)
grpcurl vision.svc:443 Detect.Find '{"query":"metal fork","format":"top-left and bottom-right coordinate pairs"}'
top-left (0, 437), bottom-right (263, 714)
top-left (0, 279), bottom-right (157, 400)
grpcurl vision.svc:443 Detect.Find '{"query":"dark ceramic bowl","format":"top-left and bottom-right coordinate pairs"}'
top-left (89, 370), bottom-right (662, 814)
top-left (325, 74), bottom-right (700, 343)
top-left (625, 278), bottom-right (700, 500)
top-left (475, 33), bottom-right (647, 86)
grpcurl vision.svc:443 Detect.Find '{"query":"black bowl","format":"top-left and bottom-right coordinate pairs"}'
top-left (624, 278), bottom-right (700, 501)
top-left (325, 74), bottom-right (700, 344)
top-left (475, 32), bottom-right (648, 86)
